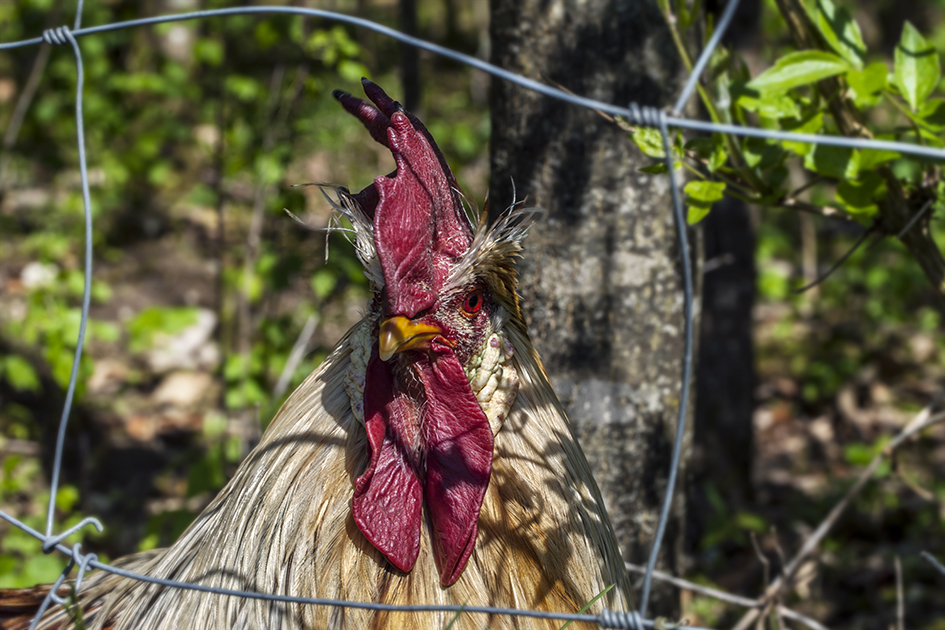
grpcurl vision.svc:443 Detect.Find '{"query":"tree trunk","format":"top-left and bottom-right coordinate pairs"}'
top-left (686, 0), bottom-right (759, 566)
top-left (489, 0), bottom-right (693, 615)
top-left (687, 196), bottom-right (756, 557)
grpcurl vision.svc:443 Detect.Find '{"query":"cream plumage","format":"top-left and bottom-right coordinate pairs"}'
top-left (1, 79), bottom-right (631, 630)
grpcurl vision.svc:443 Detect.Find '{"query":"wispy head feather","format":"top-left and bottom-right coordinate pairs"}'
top-left (295, 183), bottom-right (384, 289)
top-left (447, 198), bottom-right (543, 322)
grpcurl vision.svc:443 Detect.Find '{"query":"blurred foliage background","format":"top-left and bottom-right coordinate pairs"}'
top-left (1, 0), bottom-right (945, 628)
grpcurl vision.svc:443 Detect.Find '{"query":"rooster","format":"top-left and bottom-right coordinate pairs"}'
top-left (1, 79), bottom-right (632, 630)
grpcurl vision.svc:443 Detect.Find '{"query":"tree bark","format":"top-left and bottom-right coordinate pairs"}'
top-left (687, 196), bottom-right (756, 556)
top-left (489, 0), bottom-right (693, 614)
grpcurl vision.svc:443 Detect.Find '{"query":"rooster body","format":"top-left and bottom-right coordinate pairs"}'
top-left (1, 81), bottom-right (631, 630)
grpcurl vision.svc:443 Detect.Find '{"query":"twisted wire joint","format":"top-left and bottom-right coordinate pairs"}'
top-left (599, 609), bottom-right (647, 630)
top-left (42, 26), bottom-right (73, 46)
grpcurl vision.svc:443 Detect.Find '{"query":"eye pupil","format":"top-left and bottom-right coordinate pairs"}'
top-left (463, 290), bottom-right (482, 315)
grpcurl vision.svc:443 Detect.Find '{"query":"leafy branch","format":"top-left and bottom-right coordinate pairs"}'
top-left (634, 0), bottom-right (945, 294)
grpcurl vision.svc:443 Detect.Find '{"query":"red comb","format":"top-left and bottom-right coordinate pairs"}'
top-left (334, 79), bottom-right (472, 318)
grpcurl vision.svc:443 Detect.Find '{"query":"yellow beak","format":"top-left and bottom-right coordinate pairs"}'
top-left (378, 316), bottom-right (443, 361)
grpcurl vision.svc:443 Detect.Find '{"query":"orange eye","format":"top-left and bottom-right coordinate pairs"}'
top-left (462, 289), bottom-right (483, 316)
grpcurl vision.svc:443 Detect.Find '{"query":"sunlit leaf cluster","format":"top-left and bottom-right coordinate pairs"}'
top-left (635, 0), bottom-right (944, 223)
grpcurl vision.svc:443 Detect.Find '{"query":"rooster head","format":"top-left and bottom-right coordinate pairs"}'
top-left (331, 79), bottom-right (528, 586)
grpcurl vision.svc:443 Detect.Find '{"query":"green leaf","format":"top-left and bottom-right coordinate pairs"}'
top-left (804, 144), bottom-right (858, 179)
top-left (127, 307), bottom-right (199, 353)
top-left (685, 135), bottom-right (728, 172)
top-left (684, 181), bottom-right (726, 204)
top-left (254, 21), bottom-right (280, 50)
top-left (677, 0), bottom-right (701, 30)
top-left (734, 511), bottom-right (768, 532)
top-left (223, 354), bottom-right (246, 381)
top-left (55, 485), bottom-right (80, 513)
top-left (844, 440), bottom-right (886, 466)
top-left (748, 51), bottom-right (850, 93)
top-left (917, 127), bottom-right (945, 150)
top-left (686, 203), bottom-right (712, 225)
top-left (255, 153), bottom-right (283, 186)
top-left (311, 269), bottom-right (337, 299)
top-left (919, 98), bottom-right (945, 130)
top-left (859, 134), bottom-right (900, 169)
top-left (338, 59), bottom-right (369, 83)
top-left (743, 137), bottom-right (784, 170)
top-left (812, 0), bottom-right (866, 68)
top-left (684, 181), bottom-right (726, 225)
top-left (893, 21), bottom-right (940, 112)
top-left (630, 127), bottom-right (666, 158)
top-left (1, 355), bottom-right (40, 393)
top-left (194, 38), bottom-right (224, 67)
top-left (845, 62), bottom-right (888, 108)
top-left (780, 112), bottom-right (824, 156)
top-left (734, 82), bottom-right (800, 119)
top-left (202, 412), bottom-right (227, 439)
top-left (224, 75), bottom-right (261, 102)
top-left (91, 321), bottom-right (120, 344)
top-left (836, 171), bottom-right (885, 216)
top-left (638, 163), bottom-right (668, 174)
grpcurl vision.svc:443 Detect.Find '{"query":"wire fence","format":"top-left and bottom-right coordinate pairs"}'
top-left (1, 1), bottom-right (944, 629)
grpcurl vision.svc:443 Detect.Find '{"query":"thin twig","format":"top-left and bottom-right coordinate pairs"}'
top-left (272, 313), bottom-right (318, 399)
top-left (892, 454), bottom-right (937, 502)
top-left (0, 439), bottom-right (42, 457)
top-left (793, 223), bottom-right (878, 294)
top-left (0, 0), bottom-right (65, 191)
top-left (0, 43), bottom-right (51, 191)
top-left (753, 605), bottom-right (768, 630)
top-left (779, 608), bottom-right (830, 630)
top-left (776, 198), bottom-right (855, 222)
top-left (896, 198), bottom-right (934, 239)
top-left (732, 394), bottom-right (945, 630)
top-left (627, 563), bottom-right (758, 608)
top-left (624, 564), bottom-right (830, 630)
top-left (680, 157), bottom-right (756, 198)
top-left (786, 175), bottom-right (824, 200)
top-left (770, 526), bottom-right (787, 580)
top-left (882, 90), bottom-right (924, 144)
top-left (750, 532), bottom-right (771, 588)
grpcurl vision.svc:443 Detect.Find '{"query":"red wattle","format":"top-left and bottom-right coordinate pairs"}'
top-left (418, 344), bottom-right (494, 586)
top-left (352, 353), bottom-right (423, 572)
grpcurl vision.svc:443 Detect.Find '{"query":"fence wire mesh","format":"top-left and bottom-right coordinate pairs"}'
top-left (1, 1), bottom-right (943, 629)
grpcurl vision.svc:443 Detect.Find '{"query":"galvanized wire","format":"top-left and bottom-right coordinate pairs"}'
top-left (0, 1), bottom-right (930, 628)
top-left (636, 110), bottom-right (696, 622)
top-left (1, 6), bottom-right (944, 158)
top-left (673, 0), bottom-right (741, 114)
top-left (922, 551), bottom-right (945, 578)
top-left (40, 13), bottom-right (92, 545)
top-left (0, 510), bottom-right (715, 630)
